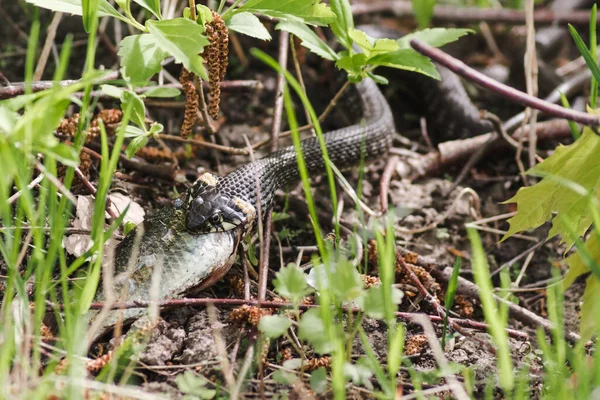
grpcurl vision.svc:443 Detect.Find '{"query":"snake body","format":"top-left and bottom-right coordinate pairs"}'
top-left (185, 78), bottom-right (396, 233)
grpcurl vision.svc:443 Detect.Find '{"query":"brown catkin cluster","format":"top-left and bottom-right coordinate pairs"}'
top-left (229, 304), bottom-right (274, 326)
top-left (56, 109), bottom-right (122, 141)
top-left (307, 356), bottom-right (331, 371)
top-left (405, 334), bottom-right (429, 356)
top-left (202, 10), bottom-right (229, 120)
top-left (179, 67), bottom-right (199, 139)
top-left (86, 350), bottom-right (114, 373)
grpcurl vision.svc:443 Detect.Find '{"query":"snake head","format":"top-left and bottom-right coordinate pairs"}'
top-left (186, 173), bottom-right (256, 233)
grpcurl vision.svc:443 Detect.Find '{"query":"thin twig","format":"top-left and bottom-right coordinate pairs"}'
top-left (158, 133), bottom-right (249, 155)
top-left (410, 39), bottom-right (600, 127)
top-left (34, 12), bottom-right (63, 81)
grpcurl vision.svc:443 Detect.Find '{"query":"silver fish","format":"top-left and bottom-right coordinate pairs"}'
top-left (90, 197), bottom-right (242, 338)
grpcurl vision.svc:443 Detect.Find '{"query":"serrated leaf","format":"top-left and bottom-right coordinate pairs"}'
top-left (273, 263), bottom-right (313, 304)
top-left (565, 233), bottom-right (600, 288)
top-left (580, 275), bottom-right (600, 340)
top-left (336, 53), bottom-right (367, 80)
top-left (228, 12), bottom-right (271, 41)
top-left (329, 257), bottom-right (363, 302)
top-left (122, 91), bottom-right (147, 129)
top-left (298, 308), bottom-right (332, 354)
top-left (146, 18), bottom-right (209, 80)
top-left (24, 0), bottom-right (125, 21)
top-left (503, 128), bottom-right (600, 248)
top-left (118, 34), bottom-right (169, 84)
top-left (235, 0), bottom-right (335, 26)
top-left (329, 0), bottom-right (353, 47)
top-left (348, 29), bottom-right (398, 58)
top-left (397, 28), bottom-right (473, 50)
top-left (143, 87), bottom-right (181, 98)
top-left (125, 135), bottom-right (148, 158)
top-left (368, 49), bottom-right (440, 80)
top-left (276, 21), bottom-right (337, 61)
top-left (258, 315), bottom-right (292, 338)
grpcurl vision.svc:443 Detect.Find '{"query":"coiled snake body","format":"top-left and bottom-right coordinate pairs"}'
top-left (184, 78), bottom-right (395, 233)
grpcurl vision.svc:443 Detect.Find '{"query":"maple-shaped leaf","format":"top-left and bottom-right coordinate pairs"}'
top-left (502, 128), bottom-right (600, 247)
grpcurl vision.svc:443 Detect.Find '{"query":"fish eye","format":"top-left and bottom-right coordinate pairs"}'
top-left (210, 213), bottom-right (221, 224)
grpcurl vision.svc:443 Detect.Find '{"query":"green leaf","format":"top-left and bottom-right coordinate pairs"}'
top-left (569, 24), bottom-right (600, 87)
top-left (298, 309), bottom-right (333, 354)
top-left (0, 107), bottom-right (19, 135)
top-left (124, 125), bottom-right (146, 138)
top-left (329, 257), bottom-right (363, 302)
top-left (143, 87), bottom-right (181, 98)
top-left (227, 12), bottom-right (271, 41)
top-left (369, 49), bottom-right (440, 80)
top-left (411, 0), bottom-right (437, 29)
top-left (125, 135), bottom-right (148, 158)
top-left (336, 53), bottom-right (367, 81)
top-left (277, 21), bottom-right (338, 61)
top-left (580, 275), bottom-right (600, 340)
top-left (564, 233), bottom-right (600, 287)
top-left (122, 91), bottom-right (147, 129)
top-left (235, 0), bottom-right (335, 26)
top-left (310, 367), bottom-right (328, 394)
top-left (329, 0), bottom-right (354, 48)
top-left (196, 4), bottom-right (214, 26)
top-left (397, 28), bottom-right (473, 50)
top-left (146, 18), bottom-right (209, 80)
top-left (502, 128), bottom-right (600, 248)
top-left (40, 142), bottom-right (80, 166)
top-left (100, 84), bottom-right (125, 99)
top-left (348, 29), bottom-right (398, 58)
top-left (82, 0), bottom-right (99, 32)
top-left (24, 0), bottom-right (127, 22)
top-left (176, 371), bottom-right (215, 399)
top-left (258, 315), bottom-right (292, 338)
top-left (273, 263), bottom-right (313, 304)
top-left (272, 370), bottom-right (298, 384)
top-left (133, 0), bottom-right (161, 18)
top-left (361, 284), bottom-right (403, 320)
top-left (118, 34), bottom-right (169, 84)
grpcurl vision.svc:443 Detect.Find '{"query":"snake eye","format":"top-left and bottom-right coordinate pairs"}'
top-left (210, 213), bottom-right (221, 225)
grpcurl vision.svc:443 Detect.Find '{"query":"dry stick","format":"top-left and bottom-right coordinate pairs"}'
top-left (80, 80), bottom-right (262, 100)
top-left (395, 119), bottom-right (573, 180)
top-left (78, 297), bottom-right (528, 340)
top-left (158, 133), bottom-right (248, 155)
top-left (380, 155), bottom-right (400, 213)
top-left (257, 31), bottom-right (289, 305)
top-left (410, 39), bottom-right (600, 127)
top-left (33, 12), bottom-right (63, 81)
top-left (352, 0), bottom-right (596, 26)
top-left (193, 75), bottom-right (216, 135)
top-left (0, 71), bottom-right (120, 100)
top-left (432, 266), bottom-right (580, 343)
top-left (73, 166), bottom-right (118, 221)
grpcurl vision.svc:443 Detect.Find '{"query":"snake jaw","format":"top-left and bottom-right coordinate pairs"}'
top-left (186, 173), bottom-right (255, 233)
